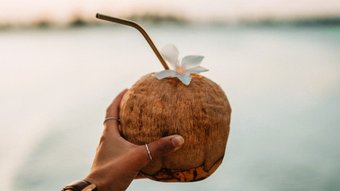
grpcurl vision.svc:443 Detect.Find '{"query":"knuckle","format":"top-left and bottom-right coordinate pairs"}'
top-left (99, 135), bottom-right (106, 144)
top-left (99, 127), bottom-right (111, 143)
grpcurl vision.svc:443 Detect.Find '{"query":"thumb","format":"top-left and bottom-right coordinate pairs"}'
top-left (143, 135), bottom-right (184, 162)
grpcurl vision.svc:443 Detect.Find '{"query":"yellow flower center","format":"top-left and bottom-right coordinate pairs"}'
top-left (176, 66), bottom-right (185, 74)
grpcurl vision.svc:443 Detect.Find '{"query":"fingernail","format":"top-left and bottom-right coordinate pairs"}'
top-left (171, 135), bottom-right (184, 149)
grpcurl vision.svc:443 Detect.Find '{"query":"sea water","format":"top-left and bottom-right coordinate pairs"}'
top-left (1, 24), bottom-right (340, 191)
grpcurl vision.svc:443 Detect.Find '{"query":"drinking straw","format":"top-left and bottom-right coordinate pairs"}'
top-left (96, 13), bottom-right (169, 70)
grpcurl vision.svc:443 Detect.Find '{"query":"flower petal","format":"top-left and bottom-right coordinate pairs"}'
top-left (160, 44), bottom-right (180, 69)
top-left (177, 74), bottom-right (192, 86)
top-left (154, 70), bottom-right (177, 79)
top-left (182, 55), bottom-right (204, 69)
top-left (186, 66), bottom-right (209, 74)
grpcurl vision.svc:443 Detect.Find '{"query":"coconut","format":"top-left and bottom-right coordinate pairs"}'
top-left (95, 13), bottom-right (231, 182)
top-left (119, 73), bottom-right (231, 182)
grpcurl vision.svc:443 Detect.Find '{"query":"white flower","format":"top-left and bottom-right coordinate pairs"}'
top-left (154, 44), bottom-right (208, 86)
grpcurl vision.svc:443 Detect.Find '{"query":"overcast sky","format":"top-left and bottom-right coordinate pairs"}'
top-left (1, 0), bottom-right (340, 24)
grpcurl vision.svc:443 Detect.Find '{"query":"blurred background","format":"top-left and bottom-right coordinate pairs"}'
top-left (1, 0), bottom-right (340, 191)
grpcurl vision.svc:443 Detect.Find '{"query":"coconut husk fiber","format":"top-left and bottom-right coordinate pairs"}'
top-left (119, 73), bottom-right (231, 182)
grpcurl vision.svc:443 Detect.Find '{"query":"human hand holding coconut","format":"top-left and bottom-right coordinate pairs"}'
top-left (61, 13), bottom-right (231, 191)
top-left (84, 89), bottom-right (185, 191)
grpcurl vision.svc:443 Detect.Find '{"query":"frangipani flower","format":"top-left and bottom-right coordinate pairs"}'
top-left (154, 44), bottom-right (208, 86)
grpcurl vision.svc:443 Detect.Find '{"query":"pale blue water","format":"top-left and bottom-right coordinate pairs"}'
top-left (1, 24), bottom-right (340, 191)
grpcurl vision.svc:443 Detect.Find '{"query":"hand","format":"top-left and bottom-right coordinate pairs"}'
top-left (85, 89), bottom-right (185, 191)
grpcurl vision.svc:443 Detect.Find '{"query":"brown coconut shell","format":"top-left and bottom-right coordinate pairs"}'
top-left (119, 73), bottom-right (231, 182)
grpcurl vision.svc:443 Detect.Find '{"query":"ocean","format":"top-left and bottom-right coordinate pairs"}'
top-left (1, 24), bottom-right (340, 191)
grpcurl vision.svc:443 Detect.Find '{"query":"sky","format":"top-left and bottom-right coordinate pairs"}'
top-left (0, 0), bottom-right (340, 24)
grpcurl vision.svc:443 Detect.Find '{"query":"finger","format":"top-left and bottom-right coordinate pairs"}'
top-left (128, 135), bottom-right (185, 171)
top-left (104, 89), bottom-right (128, 134)
top-left (105, 88), bottom-right (128, 118)
top-left (141, 135), bottom-right (184, 165)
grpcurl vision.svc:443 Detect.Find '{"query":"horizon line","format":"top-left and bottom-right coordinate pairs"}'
top-left (1, 13), bottom-right (340, 30)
